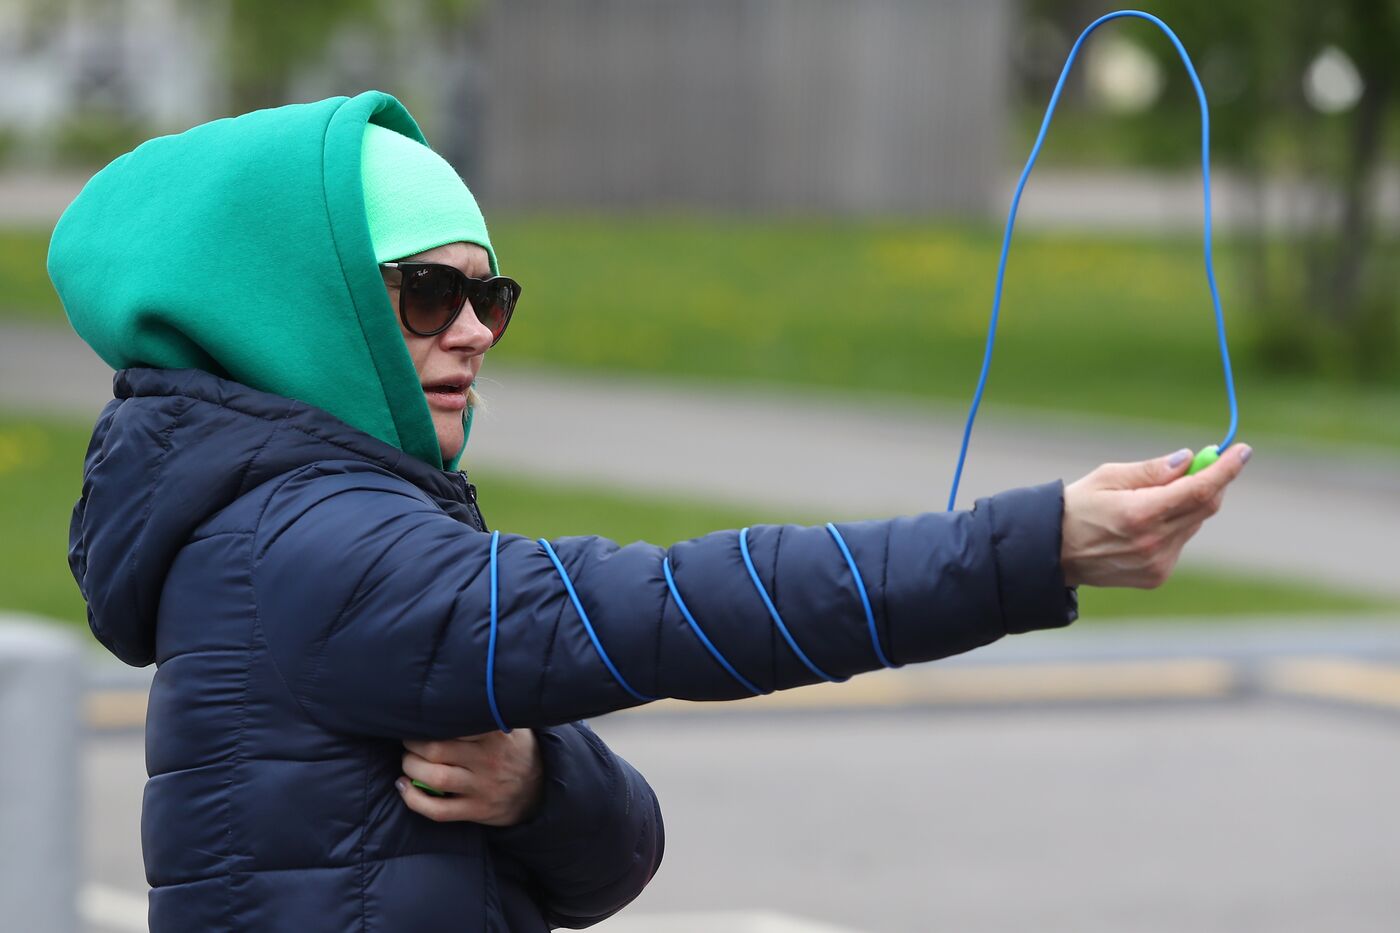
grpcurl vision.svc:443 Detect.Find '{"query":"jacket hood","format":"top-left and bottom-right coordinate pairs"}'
top-left (48, 91), bottom-right (452, 470)
top-left (71, 367), bottom-right (474, 668)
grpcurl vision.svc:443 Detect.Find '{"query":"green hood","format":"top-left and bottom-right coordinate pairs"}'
top-left (48, 90), bottom-right (462, 470)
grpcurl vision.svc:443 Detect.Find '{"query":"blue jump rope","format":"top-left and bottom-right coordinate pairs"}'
top-left (413, 13), bottom-right (1241, 785)
top-left (949, 8), bottom-right (1240, 510)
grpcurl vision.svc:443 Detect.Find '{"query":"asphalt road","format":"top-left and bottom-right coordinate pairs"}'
top-left (77, 621), bottom-right (1400, 932)
top-left (82, 696), bottom-right (1400, 933)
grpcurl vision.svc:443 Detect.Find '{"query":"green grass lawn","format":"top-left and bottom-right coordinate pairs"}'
top-left (0, 227), bottom-right (62, 325)
top-left (3, 412), bottom-right (1390, 633)
top-left (14, 218), bottom-right (1399, 452)
top-left (486, 217), bottom-right (1400, 452)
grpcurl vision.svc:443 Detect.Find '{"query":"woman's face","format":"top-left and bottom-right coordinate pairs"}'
top-left (384, 241), bottom-right (495, 464)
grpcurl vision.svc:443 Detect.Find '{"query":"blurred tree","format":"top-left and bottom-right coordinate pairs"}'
top-left (207, 0), bottom-right (485, 115)
top-left (18, 0), bottom-right (488, 171)
top-left (1318, 0), bottom-right (1398, 369)
top-left (1019, 0), bottom-right (1399, 380)
top-left (9, 0), bottom-right (159, 166)
top-left (1147, 0), bottom-right (1398, 379)
top-left (210, 0), bottom-right (389, 113)
top-left (17, 0), bottom-right (483, 121)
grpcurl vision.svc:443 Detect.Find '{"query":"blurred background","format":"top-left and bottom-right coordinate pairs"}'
top-left (1, 1), bottom-right (1398, 931)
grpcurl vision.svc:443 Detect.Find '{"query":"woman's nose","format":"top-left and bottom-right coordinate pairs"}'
top-left (441, 301), bottom-right (495, 353)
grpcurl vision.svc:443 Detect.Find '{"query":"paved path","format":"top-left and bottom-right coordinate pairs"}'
top-left (75, 612), bottom-right (1400, 932)
top-left (82, 694), bottom-right (1400, 933)
top-left (73, 620), bottom-right (1400, 933)
top-left (6, 322), bottom-right (1396, 597)
top-left (8, 168), bottom-right (1400, 233)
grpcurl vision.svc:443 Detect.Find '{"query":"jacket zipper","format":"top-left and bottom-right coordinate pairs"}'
top-left (458, 473), bottom-right (488, 533)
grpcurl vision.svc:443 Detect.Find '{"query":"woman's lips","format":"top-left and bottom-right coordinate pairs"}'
top-left (423, 385), bottom-right (468, 411)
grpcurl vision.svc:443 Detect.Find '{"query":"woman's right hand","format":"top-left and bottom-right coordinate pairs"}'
top-left (1061, 444), bottom-right (1251, 588)
top-left (396, 731), bottom-right (545, 827)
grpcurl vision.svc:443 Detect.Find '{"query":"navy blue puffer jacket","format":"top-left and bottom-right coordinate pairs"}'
top-left (72, 369), bottom-right (665, 931)
top-left (70, 367), bottom-right (1076, 931)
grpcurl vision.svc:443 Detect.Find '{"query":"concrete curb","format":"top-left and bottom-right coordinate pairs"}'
top-left (83, 620), bottom-right (1400, 731)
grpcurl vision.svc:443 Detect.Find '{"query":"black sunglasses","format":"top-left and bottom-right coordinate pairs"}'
top-left (380, 261), bottom-right (521, 346)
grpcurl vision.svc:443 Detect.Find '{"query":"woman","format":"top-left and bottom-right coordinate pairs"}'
top-left (50, 91), bottom-right (1247, 932)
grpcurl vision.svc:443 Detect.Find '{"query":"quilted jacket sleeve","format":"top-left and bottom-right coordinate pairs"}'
top-left (489, 722), bottom-right (663, 929)
top-left (252, 462), bottom-right (1076, 739)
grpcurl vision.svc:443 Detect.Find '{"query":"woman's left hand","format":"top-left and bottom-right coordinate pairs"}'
top-left (396, 731), bottom-right (545, 827)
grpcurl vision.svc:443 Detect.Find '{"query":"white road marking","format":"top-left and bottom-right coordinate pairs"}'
top-left (80, 884), bottom-right (147, 932)
top-left (593, 910), bottom-right (865, 932)
top-left (79, 886), bottom-right (859, 933)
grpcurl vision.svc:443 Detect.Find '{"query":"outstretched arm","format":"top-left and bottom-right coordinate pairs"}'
top-left (252, 461), bottom-right (1076, 738)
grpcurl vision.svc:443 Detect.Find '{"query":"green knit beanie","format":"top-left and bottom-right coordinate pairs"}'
top-left (360, 122), bottom-right (497, 271)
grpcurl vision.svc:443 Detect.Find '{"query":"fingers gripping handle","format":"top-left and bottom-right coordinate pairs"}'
top-left (1187, 446), bottom-right (1221, 476)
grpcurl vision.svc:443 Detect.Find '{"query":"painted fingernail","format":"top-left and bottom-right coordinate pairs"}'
top-left (1168, 449), bottom-right (1192, 468)
top-left (395, 778), bottom-right (408, 794)
top-left (1239, 445), bottom-right (1253, 464)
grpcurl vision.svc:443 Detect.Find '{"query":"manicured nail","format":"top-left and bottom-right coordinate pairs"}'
top-left (1168, 449), bottom-right (1192, 468)
top-left (1238, 445), bottom-right (1253, 464)
top-left (395, 778), bottom-right (408, 794)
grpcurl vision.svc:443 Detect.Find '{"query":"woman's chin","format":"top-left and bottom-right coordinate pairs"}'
top-left (434, 419), bottom-right (464, 464)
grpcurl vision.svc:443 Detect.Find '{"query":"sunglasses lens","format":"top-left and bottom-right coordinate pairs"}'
top-left (473, 280), bottom-right (518, 345)
top-left (402, 266), bottom-right (464, 336)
